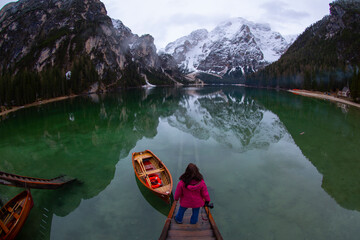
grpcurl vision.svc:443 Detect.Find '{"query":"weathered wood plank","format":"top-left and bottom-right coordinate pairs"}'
top-left (159, 201), bottom-right (223, 240)
top-left (170, 223), bottom-right (211, 231)
top-left (159, 201), bottom-right (178, 240)
top-left (167, 229), bottom-right (214, 237)
top-left (166, 236), bottom-right (216, 240)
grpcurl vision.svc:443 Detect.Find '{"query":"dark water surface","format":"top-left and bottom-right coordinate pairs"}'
top-left (0, 86), bottom-right (359, 240)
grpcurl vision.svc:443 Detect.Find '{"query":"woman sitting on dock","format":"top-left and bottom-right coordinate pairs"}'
top-left (174, 163), bottom-right (211, 224)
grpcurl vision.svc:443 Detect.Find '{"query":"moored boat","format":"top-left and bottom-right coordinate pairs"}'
top-left (0, 171), bottom-right (76, 189)
top-left (132, 150), bottom-right (173, 203)
top-left (0, 190), bottom-right (34, 240)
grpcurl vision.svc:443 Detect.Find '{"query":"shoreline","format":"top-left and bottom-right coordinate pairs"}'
top-left (0, 95), bottom-right (78, 117)
top-left (1, 88), bottom-right (359, 117)
top-left (288, 89), bottom-right (360, 109)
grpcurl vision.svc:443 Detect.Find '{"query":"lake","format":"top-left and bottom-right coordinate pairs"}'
top-left (1, 86), bottom-right (360, 240)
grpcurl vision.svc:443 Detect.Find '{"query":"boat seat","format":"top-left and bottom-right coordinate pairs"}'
top-left (139, 168), bottom-right (165, 177)
top-left (7, 199), bottom-right (23, 214)
top-left (12, 212), bottom-right (20, 220)
top-left (140, 154), bottom-right (153, 159)
top-left (134, 154), bottom-right (152, 162)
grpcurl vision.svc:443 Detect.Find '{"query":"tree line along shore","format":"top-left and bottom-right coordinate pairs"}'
top-left (1, 88), bottom-right (360, 118)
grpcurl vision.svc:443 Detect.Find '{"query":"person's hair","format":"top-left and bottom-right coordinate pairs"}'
top-left (179, 163), bottom-right (203, 187)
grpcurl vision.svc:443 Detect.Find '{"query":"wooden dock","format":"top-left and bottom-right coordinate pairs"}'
top-left (159, 201), bottom-right (223, 240)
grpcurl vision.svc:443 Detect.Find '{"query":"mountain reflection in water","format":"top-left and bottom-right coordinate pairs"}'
top-left (0, 86), bottom-right (359, 240)
top-left (168, 88), bottom-right (286, 152)
top-left (255, 89), bottom-right (360, 211)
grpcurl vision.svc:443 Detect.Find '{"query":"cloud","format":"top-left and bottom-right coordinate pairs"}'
top-left (142, 14), bottom-right (227, 50)
top-left (122, 13), bottom-right (230, 49)
top-left (166, 13), bottom-right (228, 26)
top-left (1, 0), bottom-right (331, 48)
top-left (260, 1), bottom-right (310, 22)
top-left (0, 0), bottom-right (14, 9)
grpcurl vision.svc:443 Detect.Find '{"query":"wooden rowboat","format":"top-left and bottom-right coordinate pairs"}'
top-left (132, 150), bottom-right (173, 203)
top-left (159, 200), bottom-right (223, 240)
top-left (0, 171), bottom-right (76, 189)
top-left (0, 190), bottom-right (34, 240)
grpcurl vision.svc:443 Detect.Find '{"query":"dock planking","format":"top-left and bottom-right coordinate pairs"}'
top-left (159, 201), bottom-right (223, 240)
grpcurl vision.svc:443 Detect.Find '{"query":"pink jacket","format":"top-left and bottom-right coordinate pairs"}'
top-left (174, 179), bottom-right (211, 208)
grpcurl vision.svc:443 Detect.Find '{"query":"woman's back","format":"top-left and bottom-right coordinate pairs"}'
top-left (174, 179), bottom-right (210, 208)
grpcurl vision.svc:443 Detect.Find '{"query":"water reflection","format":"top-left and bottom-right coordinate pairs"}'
top-left (0, 86), bottom-right (359, 239)
top-left (0, 88), bottom-right (183, 239)
top-left (255, 89), bottom-right (360, 211)
top-left (135, 176), bottom-right (171, 216)
top-left (168, 88), bottom-right (285, 152)
top-left (0, 87), bottom-right (297, 216)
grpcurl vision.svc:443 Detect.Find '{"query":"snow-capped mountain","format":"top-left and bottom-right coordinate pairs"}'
top-left (164, 18), bottom-right (296, 78)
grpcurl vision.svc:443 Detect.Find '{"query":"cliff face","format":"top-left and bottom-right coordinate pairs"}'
top-left (0, 0), bottom-right (122, 76)
top-left (130, 34), bottom-right (159, 69)
top-left (327, 0), bottom-right (360, 62)
top-left (285, 0), bottom-right (360, 63)
top-left (0, 0), bottom-right (181, 96)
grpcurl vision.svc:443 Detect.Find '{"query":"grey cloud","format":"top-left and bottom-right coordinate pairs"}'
top-left (260, 1), bottom-right (310, 21)
top-left (166, 13), bottom-right (229, 26)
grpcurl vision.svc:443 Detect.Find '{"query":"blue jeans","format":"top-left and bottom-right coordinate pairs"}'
top-left (174, 206), bottom-right (200, 224)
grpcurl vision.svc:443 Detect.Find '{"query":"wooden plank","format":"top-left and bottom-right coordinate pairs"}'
top-left (167, 229), bottom-right (214, 237)
top-left (162, 202), bottom-right (218, 239)
top-left (12, 212), bottom-right (20, 219)
top-left (0, 220), bottom-right (9, 233)
top-left (160, 200), bottom-right (223, 240)
top-left (166, 237), bottom-right (216, 240)
top-left (204, 207), bottom-right (223, 240)
top-left (159, 201), bottom-right (178, 240)
top-left (139, 168), bottom-right (165, 177)
top-left (134, 153), bottom-right (152, 160)
top-left (170, 223), bottom-right (211, 231)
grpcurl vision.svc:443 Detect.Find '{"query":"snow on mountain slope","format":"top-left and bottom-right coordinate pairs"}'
top-left (164, 17), bottom-right (295, 75)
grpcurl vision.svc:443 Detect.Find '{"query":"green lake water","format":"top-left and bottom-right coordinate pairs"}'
top-left (0, 86), bottom-right (360, 239)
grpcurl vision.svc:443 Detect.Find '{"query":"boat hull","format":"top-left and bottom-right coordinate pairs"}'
top-left (0, 190), bottom-right (34, 240)
top-left (132, 150), bottom-right (173, 203)
top-left (0, 171), bottom-right (75, 189)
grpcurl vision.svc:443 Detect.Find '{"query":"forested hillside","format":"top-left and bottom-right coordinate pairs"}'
top-left (246, 0), bottom-right (360, 101)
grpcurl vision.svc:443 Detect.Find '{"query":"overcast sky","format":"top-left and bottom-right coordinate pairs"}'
top-left (1, 0), bottom-right (332, 49)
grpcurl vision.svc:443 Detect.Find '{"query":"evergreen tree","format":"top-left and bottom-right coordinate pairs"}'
top-left (350, 66), bottom-right (360, 101)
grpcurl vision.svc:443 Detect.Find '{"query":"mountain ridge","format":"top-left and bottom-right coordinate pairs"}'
top-left (245, 0), bottom-right (360, 100)
top-left (163, 17), bottom-right (296, 82)
top-left (0, 0), bottom-right (185, 106)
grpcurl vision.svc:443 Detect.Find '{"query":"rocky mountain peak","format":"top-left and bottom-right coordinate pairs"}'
top-left (130, 34), bottom-right (160, 69)
top-left (164, 17), bottom-right (293, 79)
top-left (0, 0), bottom-right (185, 104)
top-left (0, 0), bottom-right (118, 74)
top-left (164, 28), bottom-right (208, 54)
top-left (189, 29), bottom-right (209, 40)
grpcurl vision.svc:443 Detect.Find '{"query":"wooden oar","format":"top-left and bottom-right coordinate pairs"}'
top-left (135, 157), bottom-right (152, 187)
